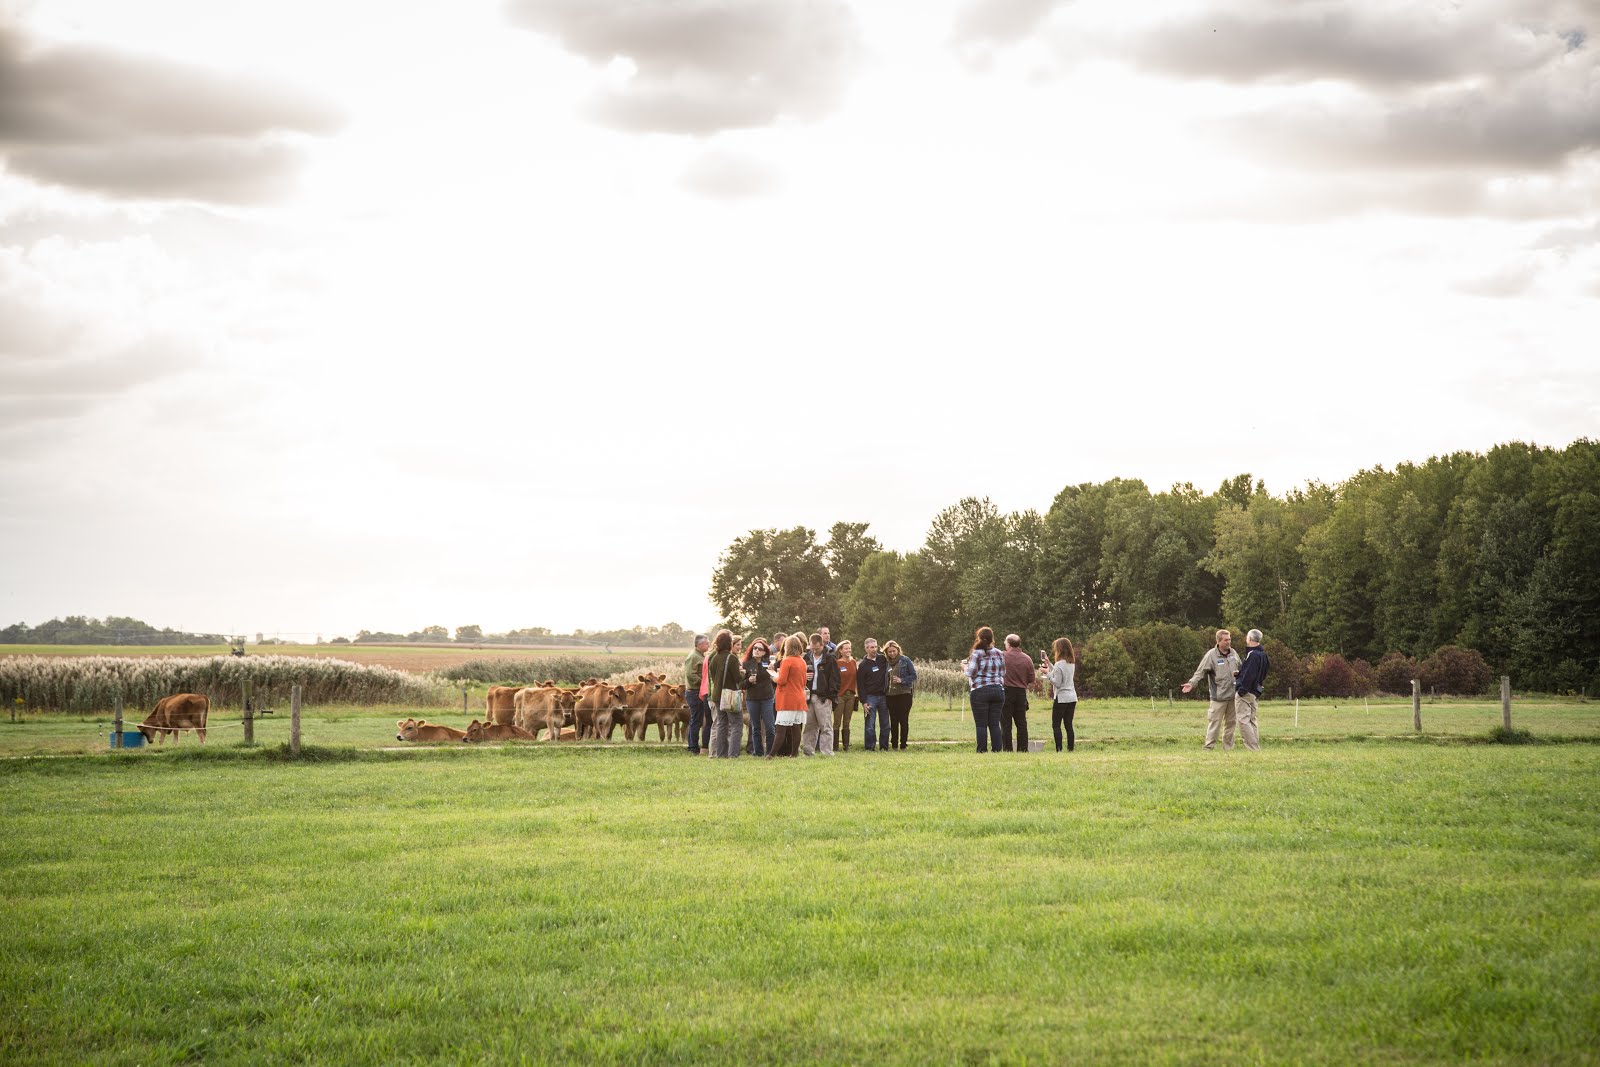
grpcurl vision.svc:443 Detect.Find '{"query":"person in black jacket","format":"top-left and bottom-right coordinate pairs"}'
top-left (856, 637), bottom-right (890, 751)
top-left (801, 631), bottom-right (841, 756)
top-left (743, 638), bottom-right (778, 757)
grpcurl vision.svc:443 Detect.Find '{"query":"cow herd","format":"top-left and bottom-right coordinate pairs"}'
top-left (396, 673), bottom-right (693, 745)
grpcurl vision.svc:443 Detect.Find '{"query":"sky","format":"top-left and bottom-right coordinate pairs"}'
top-left (1, 0), bottom-right (1596, 639)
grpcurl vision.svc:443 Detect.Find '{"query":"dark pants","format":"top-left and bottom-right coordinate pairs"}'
top-left (747, 697), bottom-right (775, 757)
top-left (886, 693), bottom-right (912, 749)
top-left (1053, 700), bottom-right (1077, 752)
top-left (686, 691), bottom-right (710, 754)
top-left (970, 685), bottom-right (1004, 752)
top-left (1002, 686), bottom-right (1030, 752)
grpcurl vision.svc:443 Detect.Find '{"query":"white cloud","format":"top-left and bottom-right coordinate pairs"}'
top-left (505, 0), bottom-right (861, 134)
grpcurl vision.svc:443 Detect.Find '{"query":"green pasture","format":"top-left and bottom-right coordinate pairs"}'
top-left (3, 742), bottom-right (1596, 1065)
top-left (1, 693), bottom-right (1595, 758)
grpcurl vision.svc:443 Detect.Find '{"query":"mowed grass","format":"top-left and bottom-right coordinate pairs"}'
top-left (2, 743), bottom-right (1596, 1065)
top-left (2, 694), bottom-right (1595, 758)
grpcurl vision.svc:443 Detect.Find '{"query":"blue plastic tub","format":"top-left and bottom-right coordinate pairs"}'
top-left (108, 730), bottom-right (146, 749)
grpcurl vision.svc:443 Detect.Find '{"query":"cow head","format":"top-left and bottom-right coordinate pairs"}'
top-left (464, 719), bottom-right (486, 743)
top-left (396, 718), bottom-right (418, 741)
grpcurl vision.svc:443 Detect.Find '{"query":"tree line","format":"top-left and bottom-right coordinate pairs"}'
top-left (0, 616), bottom-right (227, 646)
top-left (709, 440), bottom-right (1599, 695)
top-left (352, 623), bottom-right (694, 647)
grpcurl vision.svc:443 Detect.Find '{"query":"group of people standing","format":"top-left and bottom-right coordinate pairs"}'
top-left (684, 627), bottom-right (918, 758)
top-left (685, 622), bottom-right (1272, 759)
top-left (961, 628), bottom-right (1080, 753)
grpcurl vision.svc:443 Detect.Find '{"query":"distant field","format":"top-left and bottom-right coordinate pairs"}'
top-left (3, 742), bottom-right (1596, 1064)
top-left (2, 694), bottom-right (1594, 758)
top-left (0, 643), bottom-right (688, 672)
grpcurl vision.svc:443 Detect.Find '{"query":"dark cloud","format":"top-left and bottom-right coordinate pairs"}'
top-left (679, 149), bottom-right (781, 199)
top-left (0, 24), bottom-right (341, 203)
top-left (506, 0), bottom-right (860, 134)
top-left (1123, 4), bottom-right (1564, 88)
top-left (1228, 58), bottom-right (1600, 172)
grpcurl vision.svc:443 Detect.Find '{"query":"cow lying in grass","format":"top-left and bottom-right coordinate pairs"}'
top-left (395, 718), bottom-right (467, 742)
top-left (463, 719), bottom-right (536, 742)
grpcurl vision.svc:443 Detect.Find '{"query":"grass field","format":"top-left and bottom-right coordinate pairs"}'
top-left (3, 740), bottom-right (1596, 1065)
top-left (1, 694), bottom-right (1594, 758)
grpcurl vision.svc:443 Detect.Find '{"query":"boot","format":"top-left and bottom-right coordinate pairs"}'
top-left (841, 727), bottom-right (849, 751)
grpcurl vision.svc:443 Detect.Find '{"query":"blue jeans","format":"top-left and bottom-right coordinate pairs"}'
top-left (970, 685), bottom-right (1004, 752)
top-left (746, 697), bottom-right (776, 756)
top-left (686, 691), bottom-right (710, 753)
top-left (860, 694), bottom-right (887, 749)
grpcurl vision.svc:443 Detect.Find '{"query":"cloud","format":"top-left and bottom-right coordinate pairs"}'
top-left (0, 23), bottom-right (341, 203)
top-left (1121, 3), bottom-right (1568, 89)
top-left (951, 0), bottom-right (1069, 51)
top-left (505, 0), bottom-right (860, 134)
top-left (0, 240), bottom-right (208, 438)
top-left (679, 149), bottom-right (782, 199)
top-left (1227, 56), bottom-right (1600, 173)
top-left (1453, 260), bottom-right (1543, 298)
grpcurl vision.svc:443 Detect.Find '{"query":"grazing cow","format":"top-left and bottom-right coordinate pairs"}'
top-left (484, 686), bottom-right (524, 727)
top-left (395, 718), bottom-right (468, 742)
top-left (464, 719), bottom-right (536, 742)
top-left (139, 693), bottom-right (209, 744)
top-left (513, 687), bottom-right (577, 740)
top-left (572, 684), bottom-right (629, 740)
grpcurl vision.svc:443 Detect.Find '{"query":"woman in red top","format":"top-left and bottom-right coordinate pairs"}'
top-left (832, 639), bottom-right (859, 751)
top-left (768, 635), bottom-right (808, 759)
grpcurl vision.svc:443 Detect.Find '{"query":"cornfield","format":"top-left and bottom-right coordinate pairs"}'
top-left (0, 655), bottom-right (447, 713)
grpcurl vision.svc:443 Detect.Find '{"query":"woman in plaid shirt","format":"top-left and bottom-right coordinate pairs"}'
top-left (964, 626), bottom-right (1007, 753)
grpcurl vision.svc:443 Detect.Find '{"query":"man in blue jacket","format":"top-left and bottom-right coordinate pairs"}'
top-left (1233, 628), bottom-right (1270, 751)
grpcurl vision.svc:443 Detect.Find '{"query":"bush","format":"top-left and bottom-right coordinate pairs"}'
top-left (1488, 725), bottom-right (1534, 745)
top-left (1350, 657), bottom-right (1378, 695)
top-left (1300, 653), bottom-right (1371, 698)
top-left (1078, 634), bottom-right (1137, 698)
top-left (1548, 659), bottom-right (1591, 697)
top-left (1420, 645), bottom-right (1495, 695)
top-left (0, 655), bottom-right (445, 713)
top-left (1114, 624), bottom-right (1212, 697)
top-left (1374, 651), bottom-right (1419, 695)
top-left (1260, 638), bottom-right (1302, 699)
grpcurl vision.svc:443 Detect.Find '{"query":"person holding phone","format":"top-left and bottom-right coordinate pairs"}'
top-left (1046, 637), bottom-right (1079, 752)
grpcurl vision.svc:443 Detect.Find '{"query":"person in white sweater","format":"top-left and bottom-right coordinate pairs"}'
top-left (1045, 637), bottom-right (1079, 752)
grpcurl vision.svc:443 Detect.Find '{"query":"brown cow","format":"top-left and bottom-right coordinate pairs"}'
top-left (618, 673), bottom-right (668, 740)
top-left (513, 687), bottom-right (577, 740)
top-left (484, 686), bottom-right (525, 727)
top-left (572, 683), bottom-right (629, 740)
top-left (140, 693), bottom-right (209, 744)
top-left (464, 719), bottom-right (537, 742)
top-left (395, 718), bottom-right (467, 742)
top-left (646, 683), bottom-right (688, 742)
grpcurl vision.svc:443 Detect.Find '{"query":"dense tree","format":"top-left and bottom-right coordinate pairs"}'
top-left (709, 439), bottom-right (1597, 690)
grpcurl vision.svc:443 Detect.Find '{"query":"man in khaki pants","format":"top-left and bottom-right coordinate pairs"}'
top-left (1232, 629), bottom-right (1270, 751)
top-left (1182, 629), bottom-right (1243, 750)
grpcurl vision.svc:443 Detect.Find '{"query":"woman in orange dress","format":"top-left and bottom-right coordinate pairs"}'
top-left (767, 635), bottom-right (808, 759)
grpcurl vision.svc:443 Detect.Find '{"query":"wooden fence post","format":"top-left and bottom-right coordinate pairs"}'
top-left (243, 682), bottom-right (254, 744)
top-left (462, 684), bottom-right (469, 718)
top-left (1412, 679), bottom-right (1422, 732)
top-left (113, 693), bottom-right (123, 750)
top-left (290, 684), bottom-right (302, 757)
top-left (1501, 676), bottom-right (1512, 731)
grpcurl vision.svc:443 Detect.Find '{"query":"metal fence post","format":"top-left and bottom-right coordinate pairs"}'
top-left (113, 693), bottom-right (123, 750)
